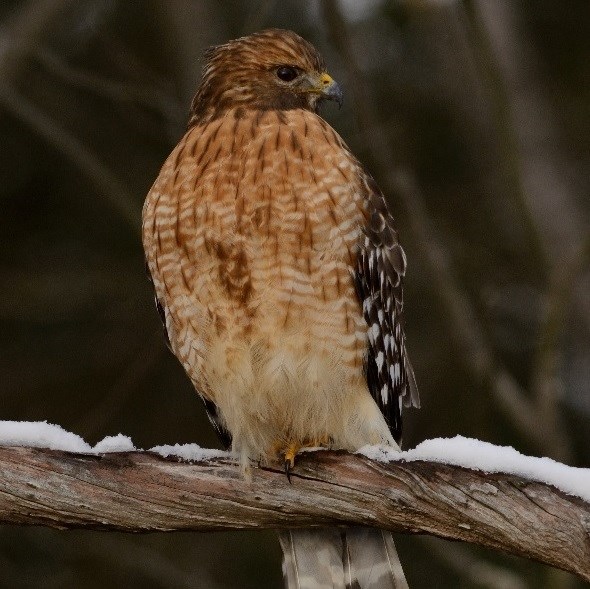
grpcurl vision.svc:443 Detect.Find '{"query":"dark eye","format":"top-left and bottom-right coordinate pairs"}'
top-left (276, 66), bottom-right (298, 82)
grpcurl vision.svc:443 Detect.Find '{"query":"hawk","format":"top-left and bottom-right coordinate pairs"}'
top-left (143, 29), bottom-right (419, 589)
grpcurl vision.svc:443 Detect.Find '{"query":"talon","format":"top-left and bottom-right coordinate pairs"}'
top-left (282, 442), bottom-right (299, 483)
top-left (284, 459), bottom-right (292, 483)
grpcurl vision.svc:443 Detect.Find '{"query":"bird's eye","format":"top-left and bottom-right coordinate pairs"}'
top-left (276, 66), bottom-right (298, 82)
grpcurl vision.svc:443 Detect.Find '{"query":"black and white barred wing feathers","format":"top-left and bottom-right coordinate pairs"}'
top-left (354, 177), bottom-right (420, 445)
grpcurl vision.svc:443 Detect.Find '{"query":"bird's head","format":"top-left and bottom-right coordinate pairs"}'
top-left (190, 29), bottom-right (343, 124)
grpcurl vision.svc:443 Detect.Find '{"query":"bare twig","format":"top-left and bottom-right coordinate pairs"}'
top-left (0, 0), bottom-right (140, 234)
top-left (0, 84), bottom-right (139, 233)
top-left (0, 0), bottom-right (72, 80)
top-left (418, 536), bottom-right (528, 589)
top-left (461, 0), bottom-right (549, 273)
top-left (35, 49), bottom-right (184, 124)
top-left (78, 535), bottom-right (220, 589)
top-left (0, 446), bottom-right (588, 582)
top-left (75, 336), bottom-right (165, 437)
top-left (533, 235), bottom-right (590, 431)
top-left (241, 0), bottom-right (277, 35)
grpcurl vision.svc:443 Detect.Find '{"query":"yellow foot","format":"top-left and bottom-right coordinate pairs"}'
top-left (273, 437), bottom-right (332, 483)
top-left (283, 442), bottom-right (300, 469)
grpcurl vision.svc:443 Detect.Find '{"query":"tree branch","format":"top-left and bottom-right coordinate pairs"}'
top-left (0, 447), bottom-right (588, 582)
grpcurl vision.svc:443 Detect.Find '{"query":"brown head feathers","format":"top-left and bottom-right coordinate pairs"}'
top-left (189, 30), bottom-right (329, 125)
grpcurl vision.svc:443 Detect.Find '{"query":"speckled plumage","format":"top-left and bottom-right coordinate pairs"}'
top-left (143, 29), bottom-right (417, 589)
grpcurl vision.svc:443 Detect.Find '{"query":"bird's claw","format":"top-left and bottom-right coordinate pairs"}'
top-left (284, 459), bottom-right (292, 483)
top-left (282, 443), bottom-right (298, 483)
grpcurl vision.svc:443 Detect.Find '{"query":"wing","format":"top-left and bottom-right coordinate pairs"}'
top-left (145, 260), bottom-right (232, 450)
top-left (354, 176), bottom-right (419, 445)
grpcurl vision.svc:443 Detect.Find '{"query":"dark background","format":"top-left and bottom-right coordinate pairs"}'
top-left (1, 1), bottom-right (588, 587)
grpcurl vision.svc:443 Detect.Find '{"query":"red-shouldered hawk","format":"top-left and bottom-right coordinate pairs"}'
top-left (143, 29), bottom-right (419, 589)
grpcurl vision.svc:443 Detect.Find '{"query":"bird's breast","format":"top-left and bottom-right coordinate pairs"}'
top-left (144, 108), bottom-right (370, 392)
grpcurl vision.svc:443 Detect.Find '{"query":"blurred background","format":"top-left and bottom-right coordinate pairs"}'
top-left (0, 0), bottom-right (588, 587)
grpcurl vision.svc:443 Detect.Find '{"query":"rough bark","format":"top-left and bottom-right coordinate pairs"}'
top-left (0, 446), bottom-right (588, 581)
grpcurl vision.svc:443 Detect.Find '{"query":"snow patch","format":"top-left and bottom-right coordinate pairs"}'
top-left (150, 443), bottom-right (228, 461)
top-left (358, 435), bottom-right (590, 503)
top-left (0, 421), bottom-right (228, 462)
top-left (0, 420), bottom-right (92, 453)
top-left (0, 421), bottom-right (134, 454)
top-left (93, 434), bottom-right (136, 453)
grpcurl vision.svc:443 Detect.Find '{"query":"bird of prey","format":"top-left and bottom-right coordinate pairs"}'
top-left (143, 28), bottom-right (419, 589)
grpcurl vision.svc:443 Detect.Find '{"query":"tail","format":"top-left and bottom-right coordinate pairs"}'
top-left (279, 527), bottom-right (409, 589)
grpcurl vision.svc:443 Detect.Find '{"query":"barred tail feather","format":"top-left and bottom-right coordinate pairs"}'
top-left (279, 527), bottom-right (409, 589)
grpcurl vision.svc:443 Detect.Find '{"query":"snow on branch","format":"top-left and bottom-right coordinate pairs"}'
top-left (0, 426), bottom-right (589, 582)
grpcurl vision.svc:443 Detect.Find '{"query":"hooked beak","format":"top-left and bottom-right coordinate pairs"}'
top-left (313, 72), bottom-right (343, 108)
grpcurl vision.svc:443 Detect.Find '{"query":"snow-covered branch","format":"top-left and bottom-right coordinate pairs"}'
top-left (0, 440), bottom-right (588, 582)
